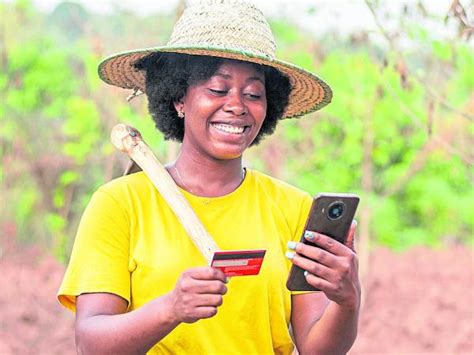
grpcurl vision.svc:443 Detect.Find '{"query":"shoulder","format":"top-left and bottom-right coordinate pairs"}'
top-left (98, 171), bottom-right (153, 198)
top-left (248, 169), bottom-right (313, 214)
top-left (86, 172), bottom-right (155, 215)
top-left (250, 169), bottom-right (311, 201)
top-left (248, 169), bottom-right (313, 239)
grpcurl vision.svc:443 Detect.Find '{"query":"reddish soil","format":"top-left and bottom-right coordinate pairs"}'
top-left (351, 246), bottom-right (473, 355)
top-left (0, 245), bottom-right (472, 354)
top-left (0, 247), bottom-right (75, 354)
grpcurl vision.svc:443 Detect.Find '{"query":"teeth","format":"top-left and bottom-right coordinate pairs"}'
top-left (212, 123), bottom-right (245, 134)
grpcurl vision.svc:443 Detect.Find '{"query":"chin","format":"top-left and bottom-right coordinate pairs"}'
top-left (214, 152), bottom-right (243, 161)
top-left (210, 148), bottom-right (244, 160)
top-left (209, 142), bottom-right (248, 160)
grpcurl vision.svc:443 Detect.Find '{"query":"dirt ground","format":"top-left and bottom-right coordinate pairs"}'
top-left (0, 244), bottom-right (472, 355)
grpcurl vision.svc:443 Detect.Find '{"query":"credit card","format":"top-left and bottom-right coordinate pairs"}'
top-left (210, 249), bottom-right (266, 276)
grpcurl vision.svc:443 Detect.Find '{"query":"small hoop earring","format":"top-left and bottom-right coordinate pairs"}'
top-left (177, 110), bottom-right (185, 118)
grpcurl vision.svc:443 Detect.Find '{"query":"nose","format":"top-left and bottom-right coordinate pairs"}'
top-left (223, 92), bottom-right (247, 116)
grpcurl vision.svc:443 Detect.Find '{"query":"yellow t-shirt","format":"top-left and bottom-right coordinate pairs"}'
top-left (58, 169), bottom-right (313, 354)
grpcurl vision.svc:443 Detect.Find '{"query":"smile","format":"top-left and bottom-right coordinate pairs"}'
top-left (211, 123), bottom-right (247, 134)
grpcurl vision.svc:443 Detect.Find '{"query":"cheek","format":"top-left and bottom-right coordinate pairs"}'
top-left (183, 90), bottom-right (215, 118)
top-left (255, 103), bottom-right (268, 126)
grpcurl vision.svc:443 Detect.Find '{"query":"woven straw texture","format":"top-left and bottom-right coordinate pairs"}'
top-left (98, 0), bottom-right (332, 118)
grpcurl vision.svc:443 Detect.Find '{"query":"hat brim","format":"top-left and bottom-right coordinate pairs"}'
top-left (98, 46), bottom-right (332, 119)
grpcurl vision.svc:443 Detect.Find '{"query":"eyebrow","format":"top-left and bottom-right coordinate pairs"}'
top-left (213, 72), bottom-right (265, 84)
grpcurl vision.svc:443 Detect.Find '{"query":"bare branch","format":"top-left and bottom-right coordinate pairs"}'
top-left (382, 81), bottom-right (473, 165)
top-left (364, 0), bottom-right (473, 165)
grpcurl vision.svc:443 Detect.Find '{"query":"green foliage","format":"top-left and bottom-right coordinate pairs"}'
top-left (1, 2), bottom-right (472, 261)
top-left (432, 40), bottom-right (453, 62)
top-left (371, 197), bottom-right (400, 248)
top-left (262, 19), bottom-right (473, 250)
top-left (0, 1), bottom-right (174, 257)
top-left (14, 186), bottom-right (38, 233)
top-left (62, 97), bottom-right (101, 164)
top-left (449, 44), bottom-right (474, 106)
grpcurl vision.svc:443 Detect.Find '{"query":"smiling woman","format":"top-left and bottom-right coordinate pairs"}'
top-left (134, 53), bottom-right (291, 146)
top-left (175, 61), bottom-right (268, 162)
top-left (57, 0), bottom-right (361, 354)
top-left (132, 53), bottom-right (292, 196)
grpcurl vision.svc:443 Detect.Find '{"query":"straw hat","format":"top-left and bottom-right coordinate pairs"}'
top-left (98, 0), bottom-right (332, 118)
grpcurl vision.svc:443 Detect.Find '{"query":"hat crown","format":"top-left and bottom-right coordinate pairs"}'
top-left (167, 0), bottom-right (276, 59)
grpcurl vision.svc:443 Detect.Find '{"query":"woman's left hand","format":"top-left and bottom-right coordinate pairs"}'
top-left (287, 221), bottom-right (361, 310)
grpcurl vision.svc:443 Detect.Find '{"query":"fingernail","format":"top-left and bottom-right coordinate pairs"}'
top-left (224, 277), bottom-right (230, 284)
top-left (353, 219), bottom-right (358, 227)
top-left (304, 231), bottom-right (314, 240)
top-left (285, 251), bottom-right (295, 260)
top-left (304, 271), bottom-right (309, 277)
top-left (287, 241), bottom-right (297, 250)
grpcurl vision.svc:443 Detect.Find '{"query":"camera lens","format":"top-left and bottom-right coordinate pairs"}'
top-left (327, 201), bottom-right (345, 220)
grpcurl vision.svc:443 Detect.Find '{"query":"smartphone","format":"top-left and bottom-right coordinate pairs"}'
top-left (286, 193), bottom-right (360, 291)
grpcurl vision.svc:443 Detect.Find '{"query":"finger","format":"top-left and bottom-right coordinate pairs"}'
top-left (195, 306), bottom-right (219, 320)
top-left (288, 242), bottom-right (338, 268)
top-left (194, 294), bottom-right (224, 308)
top-left (345, 220), bottom-right (357, 252)
top-left (287, 252), bottom-right (334, 281)
top-left (303, 231), bottom-right (349, 256)
top-left (193, 279), bottom-right (228, 295)
top-left (186, 267), bottom-right (227, 282)
top-left (303, 271), bottom-right (333, 292)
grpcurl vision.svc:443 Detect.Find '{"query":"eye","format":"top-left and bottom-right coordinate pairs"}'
top-left (209, 88), bottom-right (227, 96)
top-left (244, 93), bottom-right (263, 100)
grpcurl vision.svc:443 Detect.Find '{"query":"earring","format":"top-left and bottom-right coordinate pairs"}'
top-left (177, 110), bottom-right (185, 118)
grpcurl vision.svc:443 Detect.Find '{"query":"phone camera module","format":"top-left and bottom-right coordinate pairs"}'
top-left (327, 201), bottom-right (345, 220)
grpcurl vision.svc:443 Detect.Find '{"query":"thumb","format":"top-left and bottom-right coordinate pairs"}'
top-left (345, 220), bottom-right (357, 252)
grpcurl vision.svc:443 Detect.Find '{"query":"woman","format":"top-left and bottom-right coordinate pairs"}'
top-left (58, 1), bottom-right (361, 354)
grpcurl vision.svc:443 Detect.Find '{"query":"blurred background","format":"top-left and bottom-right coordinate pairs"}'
top-left (0, 0), bottom-right (472, 354)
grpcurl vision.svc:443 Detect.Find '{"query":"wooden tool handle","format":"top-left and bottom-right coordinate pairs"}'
top-left (110, 123), bottom-right (220, 263)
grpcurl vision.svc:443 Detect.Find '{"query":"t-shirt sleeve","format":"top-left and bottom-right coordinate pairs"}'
top-left (57, 188), bottom-right (131, 312)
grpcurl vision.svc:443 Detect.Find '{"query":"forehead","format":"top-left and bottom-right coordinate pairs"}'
top-left (212, 59), bottom-right (265, 81)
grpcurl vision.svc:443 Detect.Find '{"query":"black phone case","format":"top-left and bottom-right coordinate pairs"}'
top-left (286, 193), bottom-right (360, 292)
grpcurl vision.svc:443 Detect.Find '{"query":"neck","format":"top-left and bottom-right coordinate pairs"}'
top-left (167, 149), bottom-right (245, 197)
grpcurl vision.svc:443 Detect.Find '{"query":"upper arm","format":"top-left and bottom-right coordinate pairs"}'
top-left (290, 292), bottom-right (330, 350)
top-left (76, 292), bottom-right (129, 321)
top-left (74, 292), bottom-right (128, 353)
top-left (75, 292), bottom-right (128, 342)
top-left (58, 189), bottom-right (132, 312)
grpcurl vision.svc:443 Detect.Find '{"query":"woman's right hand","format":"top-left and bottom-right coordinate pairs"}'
top-left (169, 267), bottom-right (228, 323)
top-left (74, 267), bottom-right (227, 354)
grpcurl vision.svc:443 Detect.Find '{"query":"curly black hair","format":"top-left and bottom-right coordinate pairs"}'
top-left (133, 52), bottom-right (291, 146)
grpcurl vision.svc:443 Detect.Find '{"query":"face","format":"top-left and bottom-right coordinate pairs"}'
top-left (175, 60), bottom-right (267, 161)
